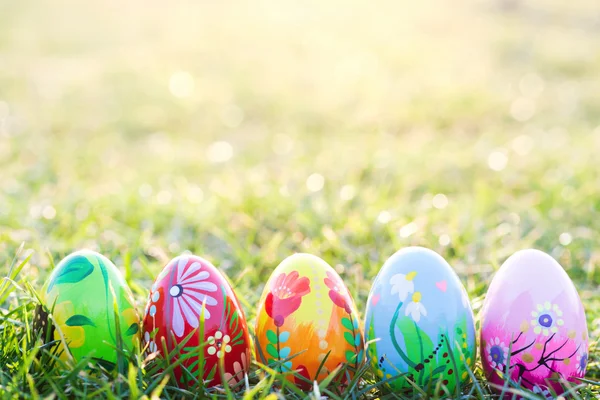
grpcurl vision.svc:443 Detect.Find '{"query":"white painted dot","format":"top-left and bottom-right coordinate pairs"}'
top-left (559, 232), bottom-right (572, 246)
top-left (149, 305), bottom-right (157, 316)
top-left (432, 194), bottom-right (448, 209)
top-left (144, 331), bottom-right (150, 342)
top-left (306, 173), bottom-right (325, 192)
top-left (169, 286), bottom-right (181, 297)
top-left (488, 151), bottom-right (508, 171)
top-left (319, 340), bottom-right (328, 350)
top-left (152, 291), bottom-right (160, 302)
top-left (169, 71), bottom-right (195, 98)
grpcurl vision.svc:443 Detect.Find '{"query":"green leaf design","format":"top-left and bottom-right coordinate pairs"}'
top-left (345, 350), bottom-right (356, 363)
top-left (343, 331), bottom-right (354, 346)
top-left (47, 256), bottom-right (94, 292)
top-left (266, 329), bottom-right (278, 344)
top-left (266, 343), bottom-right (278, 358)
top-left (125, 322), bottom-right (139, 336)
top-left (341, 317), bottom-right (353, 331)
top-left (65, 314), bottom-right (96, 327)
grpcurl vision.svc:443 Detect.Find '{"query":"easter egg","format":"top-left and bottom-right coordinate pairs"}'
top-left (142, 255), bottom-right (251, 388)
top-left (34, 250), bottom-right (140, 368)
top-left (480, 249), bottom-right (588, 395)
top-left (255, 254), bottom-right (364, 388)
top-left (364, 247), bottom-right (476, 394)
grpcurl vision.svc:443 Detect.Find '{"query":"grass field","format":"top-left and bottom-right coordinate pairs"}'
top-left (1, 0), bottom-right (600, 398)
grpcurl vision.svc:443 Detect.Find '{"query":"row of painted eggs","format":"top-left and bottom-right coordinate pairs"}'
top-left (34, 247), bottom-right (588, 396)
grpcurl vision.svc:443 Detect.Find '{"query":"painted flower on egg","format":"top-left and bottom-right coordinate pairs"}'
top-left (485, 338), bottom-right (509, 371)
top-left (264, 271), bottom-right (310, 327)
top-left (325, 271), bottom-right (352, 313)
top-left (143, 255), bottom-right (251, 388)
top-left (530, 302), bottom-right (563, 336)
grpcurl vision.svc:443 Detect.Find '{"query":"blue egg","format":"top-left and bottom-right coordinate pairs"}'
top-left (364, 247), bottom-right (476, 394)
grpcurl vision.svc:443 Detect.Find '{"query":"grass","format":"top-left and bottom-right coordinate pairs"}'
top-left (1, 0), bottom-right (600, 398)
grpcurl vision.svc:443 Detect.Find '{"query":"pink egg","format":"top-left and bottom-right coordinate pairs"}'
top-left (480, 249), bottom-right (588, 396)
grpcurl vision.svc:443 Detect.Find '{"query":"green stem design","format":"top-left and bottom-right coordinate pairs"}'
top-left (414, 321), bottom-right (425, 385)
top-left (390, 301), bottom-right (417, 368)
top-left (276, 325), bottom-right (282, 373)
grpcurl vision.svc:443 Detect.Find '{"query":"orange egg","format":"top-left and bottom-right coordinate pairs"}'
top-left (254, 254), bottom-right (364, 388)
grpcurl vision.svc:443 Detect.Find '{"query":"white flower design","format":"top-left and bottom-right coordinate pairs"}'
top-left (390, 271), bottom-right (416, 301)
top-left (485, 337), bottom-right (509, 370)
top-left (404, 292), bottom-right (427, 322)
top-left (170, 256), bottom-right (218, 337)
top-left (576, 347), bottom-right (588, 375)
top-left (531, 302), bottom-right (564, 336)
top-left (224, 350), bottom-right (249, 384)
top-left (207, 330), bottom-right (232, 358)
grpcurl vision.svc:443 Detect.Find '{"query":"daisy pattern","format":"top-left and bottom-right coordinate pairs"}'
top-left (390, 271), bottom-right (416, 302)
top-left (169, 256), bottom-right (219, 337)
top-left (530, 302), bottom-right (564, 336)
top-left (485, 337), bottom-right (508, 370)
top-left (404, 291), bottom-right (427, 322)
top-left (576, 347), bottom-right (588, 375)
top-left (207, 330), bottom-right (232, 357)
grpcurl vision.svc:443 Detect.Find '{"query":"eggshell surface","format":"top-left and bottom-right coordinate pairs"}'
top-left (142, 255), bottom-right (251, 388)
top-left (36, 250), bottom-right (140, 367)
top-left (480, 249), bottom-right (588, 395)
top-left (364, 247), bottom-right (476, 394)
top-left (255, 254), bottom-right (364, 387)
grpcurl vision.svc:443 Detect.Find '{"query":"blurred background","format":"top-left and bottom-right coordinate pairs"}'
top-left (1, 0), bottom-right (600, 309)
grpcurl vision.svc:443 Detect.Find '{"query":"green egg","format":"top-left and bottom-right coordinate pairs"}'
top-left (35, 250), bottom-right (140, 368)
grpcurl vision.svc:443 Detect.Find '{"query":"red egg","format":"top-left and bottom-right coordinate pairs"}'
top-left (142, 255), bottom-right (251, 388)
